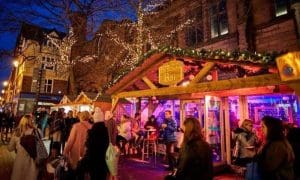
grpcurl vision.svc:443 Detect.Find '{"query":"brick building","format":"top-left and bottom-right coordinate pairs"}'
top-left (6, 23), bottom-right (68, 115)
top-left (72, 0), bottom-right (299, 92)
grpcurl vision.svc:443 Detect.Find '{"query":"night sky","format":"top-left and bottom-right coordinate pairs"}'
top-left (0, 0), bottom-right (132, 91)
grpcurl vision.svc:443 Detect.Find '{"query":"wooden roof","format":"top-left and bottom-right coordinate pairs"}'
top-left (105, 47), bottom-right (282, 95)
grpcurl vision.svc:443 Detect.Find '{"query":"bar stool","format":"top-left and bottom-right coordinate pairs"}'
top-left (142, 129), bottom-right (157, 166)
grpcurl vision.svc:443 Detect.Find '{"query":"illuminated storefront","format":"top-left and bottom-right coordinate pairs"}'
top-left (105, 47), bottom-right (300, 164)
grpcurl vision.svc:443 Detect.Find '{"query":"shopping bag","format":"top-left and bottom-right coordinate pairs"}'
top-left (34, 129), bottom-right (48, 165)
top-left (105, 142), bottom-right (120, 176)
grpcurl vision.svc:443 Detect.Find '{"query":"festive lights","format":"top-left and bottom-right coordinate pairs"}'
top-left (102, 46), bottom-right (282, 90)
top-left (101, 0), bottom-right (194, 74)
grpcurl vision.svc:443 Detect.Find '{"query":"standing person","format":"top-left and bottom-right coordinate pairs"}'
top-left (162, 110), bottom-right (177, 171)
top-left (105, 111), bottom-right (118, 146)
top-left (232, 119), bottom-right (258, 166)
top-left (166, 117), bottom-right (213, 180)
top-left (257, 116), bottom-right (295, 180)
top-left (61, 110), bottom-right (79, 151)
top-left (7, 114), bottom-right (39, 180)
top-left (63, 111), bottom-right (92, 171)
top-left (83, 107), bottom-right (109, 180)
top-left (50, 110), bottom-right (64, 153)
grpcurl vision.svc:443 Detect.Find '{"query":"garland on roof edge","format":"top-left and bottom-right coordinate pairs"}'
top-left (103, 46), bottom-right (283, 91)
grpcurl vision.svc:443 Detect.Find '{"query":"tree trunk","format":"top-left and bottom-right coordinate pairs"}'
top-left (68, 65), bottom-right (77, 96)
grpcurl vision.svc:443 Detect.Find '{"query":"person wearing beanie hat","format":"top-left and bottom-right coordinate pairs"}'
top-left (93, 107), bottom-right (104, 123)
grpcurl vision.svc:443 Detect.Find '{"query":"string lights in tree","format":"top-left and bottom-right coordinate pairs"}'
top-left (102, 0), bottom-right (194, 70)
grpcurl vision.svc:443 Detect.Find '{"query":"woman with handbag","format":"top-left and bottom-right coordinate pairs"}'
top-left (7, 114), bottom-right (39, 180)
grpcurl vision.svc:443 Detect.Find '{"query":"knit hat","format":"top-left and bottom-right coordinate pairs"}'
top-left (93, 107), bottom-right (104, 123)
top-left (105, 111), bottom-right (113, 121)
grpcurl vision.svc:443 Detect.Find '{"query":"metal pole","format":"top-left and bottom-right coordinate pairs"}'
top-left (34, 66), bottom-right (43, 113)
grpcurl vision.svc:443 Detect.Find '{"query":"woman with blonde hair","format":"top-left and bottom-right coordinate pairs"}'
top-left (232, 119), bottom-right (258, 166)
top-left (166, 117), bottom-right (213, 180)
top-left (8, 114), bottom-right (39, 180)
top-left (63, 111), bottom-right (92, 171)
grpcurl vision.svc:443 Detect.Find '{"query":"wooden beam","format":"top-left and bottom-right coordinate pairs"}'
top-left (111, 96), bottom-right (119, 112)
top-left (107, 53), bottom-right (168, 94)
top-left (287, 81), bottom-right (300, 95)
top-left (115, 74), bottom-right (282, 98)
top-left (190, 62), bottom-right (215, 84)
top-left (142, 76), bottom-right (157, 89)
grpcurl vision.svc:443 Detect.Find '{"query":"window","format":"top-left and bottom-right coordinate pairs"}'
top-left (185, 7), bottom-right (203, 46)
top-left (41, 56), bottom-right (55, 70)
top-left (210, 0), bottom-right (228, 38)
top-left (275, 0), bottom-right (293, 17)
top-left (44, 79), bottom-right (53, 93)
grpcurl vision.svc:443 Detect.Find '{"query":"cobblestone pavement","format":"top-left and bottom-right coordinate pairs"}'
top-left (0, 144), bottom-right (242, 180)
top-left (0, 142), bottom-right (15, 180)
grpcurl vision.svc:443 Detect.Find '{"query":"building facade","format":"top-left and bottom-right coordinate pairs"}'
top-left (5, 23), bottom-right (68, 116)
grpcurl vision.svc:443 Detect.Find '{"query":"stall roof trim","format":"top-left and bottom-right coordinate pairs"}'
top-left (103, 46), bottom-right (282, 93)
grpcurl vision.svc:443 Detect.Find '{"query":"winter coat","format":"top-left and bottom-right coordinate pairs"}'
top-left (258, 139), bottom-right (295, 180)
top-left (63, 121), bottom-right (92, 170)
top-left (8, 128), bottom-right (39, 180)
top-left (232, 128), bottom-right (257, 159)
top-left (105, 118), bottom-right (118, 146)
top-left (84, 122), bottom-right (109, 179)
top-left (176, 138), bottom-right (213, 180)
top-left (162, 118), bottom-right (177, 143)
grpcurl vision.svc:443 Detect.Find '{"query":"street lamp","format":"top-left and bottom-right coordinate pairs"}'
top-left (13, 60), bottom-right (19, 68)
top-left (3, 81), bottom-right (8, 87)
top-left (1, 90), bottom-right (4, 94)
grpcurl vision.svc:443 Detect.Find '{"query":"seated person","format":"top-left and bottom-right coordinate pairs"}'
top-left (144, 115), bottom-right (159, 140)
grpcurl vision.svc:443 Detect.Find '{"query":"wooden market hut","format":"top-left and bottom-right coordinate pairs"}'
top-left (104, 47), bottom-right (300, 164)
top-left (54, 92), bottom-right (113, 113)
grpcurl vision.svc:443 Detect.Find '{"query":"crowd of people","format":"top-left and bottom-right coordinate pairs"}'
top-left (3, 106), bottom-right (300, 180)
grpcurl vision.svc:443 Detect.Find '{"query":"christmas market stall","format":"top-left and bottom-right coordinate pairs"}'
top-left (104, 47), bottom-right (300, 164)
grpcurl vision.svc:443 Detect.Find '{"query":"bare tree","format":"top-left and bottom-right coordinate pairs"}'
top-left (0, 0), bottom-right (125, 94)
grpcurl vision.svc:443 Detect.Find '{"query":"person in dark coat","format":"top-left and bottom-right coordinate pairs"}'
top-left (258, 116), bottom-right (295, 180)
top-left (286, 127), bottom-right (300, 179)
top-left (83, 107), bottom-right (109, 180)
top-left (61, 110), bottom-right (79, 150)
top-left (166, 117), bottom-right (213, 180)
top-left (162, 110), bottom-right (177, 171)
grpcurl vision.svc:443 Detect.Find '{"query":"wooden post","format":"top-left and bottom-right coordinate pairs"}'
top-left (222, 97), bottom-right (232, 164)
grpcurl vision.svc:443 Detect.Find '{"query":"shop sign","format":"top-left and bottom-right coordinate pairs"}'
top-left (159, 60), bottom-right (184, 85)
top-left (276, 52), bottom-right (300, 81)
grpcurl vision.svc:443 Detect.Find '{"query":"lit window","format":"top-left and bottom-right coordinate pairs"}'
top-left (41, 56), bottom-right (54, 70)
top-left (44, 79), bottom-right (53, 93)
top-left (185, 6), bottom-right (203, 46)
top-left (210, 0), bottom-right (228, 38)
top-left (275, 0), bottom-right (292, 17)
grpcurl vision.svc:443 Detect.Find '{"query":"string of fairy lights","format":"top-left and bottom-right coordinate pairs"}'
top-left (101, 0), bottom-right (194, 71)
top-left (102, 46), bottom-right (282, 91)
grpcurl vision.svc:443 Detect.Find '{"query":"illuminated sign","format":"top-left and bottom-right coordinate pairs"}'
top-left (159, 59), bottom-right (184, 85)
top-left (276, 52), bottom-right (300, 81)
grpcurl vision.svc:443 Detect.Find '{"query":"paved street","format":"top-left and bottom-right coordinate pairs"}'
top-left (0, 142), bottom-right (15, 180)
top-left (0, 142), bottom-right (242, 180)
